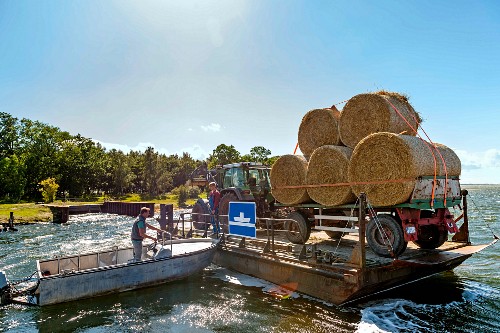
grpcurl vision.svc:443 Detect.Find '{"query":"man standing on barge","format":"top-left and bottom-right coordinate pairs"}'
top-left (208, 182), bottom-right (221, 234)
top-left (131, 207), bottom-right (162, 261)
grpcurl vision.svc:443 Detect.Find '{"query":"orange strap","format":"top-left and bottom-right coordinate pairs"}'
top-left (293, 142), bottom-right (299, 154)
top-left (273, 178), bottom-right (415, 190)
top-left (385, 99), bottom-right (443, 207)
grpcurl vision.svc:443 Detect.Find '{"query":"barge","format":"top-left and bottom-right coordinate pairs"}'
top-left (209, 189), bottom-right (496, 305)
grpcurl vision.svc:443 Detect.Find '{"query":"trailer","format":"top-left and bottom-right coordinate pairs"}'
top-left (276, 176), bottom-right (464, 257)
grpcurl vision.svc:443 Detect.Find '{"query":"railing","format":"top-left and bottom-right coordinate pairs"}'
top-left (178, 193), bottom-right (369, 268)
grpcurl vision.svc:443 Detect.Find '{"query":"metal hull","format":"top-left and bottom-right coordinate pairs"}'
top-left (35, 239), bottom-right (218, 306)
top-left (213, 240), bottom-right (495, 306)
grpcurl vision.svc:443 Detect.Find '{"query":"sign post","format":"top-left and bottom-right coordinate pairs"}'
top-left (228, 202), bottom-right (257, 238)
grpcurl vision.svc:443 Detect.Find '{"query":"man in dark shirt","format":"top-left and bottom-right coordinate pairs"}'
top-left (131, 207), bottom-right (162, 261)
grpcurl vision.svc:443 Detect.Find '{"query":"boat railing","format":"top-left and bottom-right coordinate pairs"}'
top-left (160, 231), bottom-right (173, 254)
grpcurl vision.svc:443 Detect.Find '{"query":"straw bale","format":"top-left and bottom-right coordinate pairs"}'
top-left (339, 92), bottom-right (421, 148)
top-left (348, 132), bottom-right (461, 206)
top-left (270, 154), bottom-right (310, 205)
top-left (306, 145), bottom-right (356, 206)
top-left (298, 107), bottom-right (342, 157)
top-left (434, 143), bottom-right (462, 176)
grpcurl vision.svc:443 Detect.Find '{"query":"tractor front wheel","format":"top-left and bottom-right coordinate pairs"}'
top-left (218, 192), bottom-right (239, 233)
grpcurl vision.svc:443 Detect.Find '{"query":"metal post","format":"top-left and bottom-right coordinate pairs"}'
top-left (358, 193), bottom-right (367, 269)
top-left (271, 218), bottom-right (275, 254)
top-left (452, 190), bottom-right (470, 244)
top-left (9, 212), bottom-right (14, 229)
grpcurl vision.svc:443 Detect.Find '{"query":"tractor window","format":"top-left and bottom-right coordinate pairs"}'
top-left (224, 168), bottom-right (233, 187)
top-left (232, 168), bottom-right (245, 187)
top-left (248, 170), bottom-right (260, 183)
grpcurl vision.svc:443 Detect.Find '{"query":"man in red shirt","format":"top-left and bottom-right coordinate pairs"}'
top-left (208, 182), bottom-right (221, 234)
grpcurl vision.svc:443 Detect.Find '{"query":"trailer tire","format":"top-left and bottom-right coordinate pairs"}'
top-left (413, 225), bottom-right (448, 249)
top-left (366, 214), bottom-right (407, 257)
top-left (285, 211), bottom-right (311, 244)
top-left (191, 199), bottom-right (210, 230)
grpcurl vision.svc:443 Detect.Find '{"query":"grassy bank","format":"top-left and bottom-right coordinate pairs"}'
top-left (0, 194), bottom-right (203, 223)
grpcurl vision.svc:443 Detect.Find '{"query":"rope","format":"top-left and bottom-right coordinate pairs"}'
top-left (331, 197), bottom-right (360, 257)
top-left (468, 195), bottom-right (499, 240)
top-left (331, 99), bottom-right (349, 107)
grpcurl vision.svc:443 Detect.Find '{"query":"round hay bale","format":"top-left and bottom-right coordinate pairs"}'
top-left (348, 132), bottom-right (461, 206)
top-left (298, 107), bottom-right (341, 157)
top-left (306, 145), bottom-right (356, 206)
top-left (270, 154), bottom-right (310, 205)
top-left (434, 143), bottom-right (462, 176)
top-left (339, 92), bottom-right (421, 148)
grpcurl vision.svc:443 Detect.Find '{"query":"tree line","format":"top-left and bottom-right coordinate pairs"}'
top-left (0, 112), bottom-right (279, 202)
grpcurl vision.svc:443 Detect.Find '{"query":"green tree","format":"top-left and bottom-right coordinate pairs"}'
top-left (18, 119), bottom-right (70, 199)
top-left (207, 144), bottom-right (241, 169)
top-left (250, 146), bottom-right (271, 163)
top-left (107, 149), bottom-right (134, 195)
top-left (39, 177), bottom-right (59, 203)
top-left (0, 112), bottom-right (19, 158)
top-left (0, 154), bottom-right (25, 202)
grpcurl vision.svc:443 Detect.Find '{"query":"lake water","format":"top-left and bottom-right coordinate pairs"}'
top-left (0, 185), bottom-right (498, 332)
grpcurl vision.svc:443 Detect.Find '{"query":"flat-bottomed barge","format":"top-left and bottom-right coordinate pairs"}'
top-left (210, 190), bottom-right (495, 305)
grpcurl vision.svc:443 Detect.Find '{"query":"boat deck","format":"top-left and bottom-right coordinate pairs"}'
top-left (38, 238), bottom-right (216, 277)
top-left (213, 228), bottom-right (483, 305)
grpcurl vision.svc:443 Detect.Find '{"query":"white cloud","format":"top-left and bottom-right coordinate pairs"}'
top-left (455, 148), bottom-right (500, 184)
top-left (201, 123), bottom-right (221, 132)
top-left (93, 140), bottom-right (170, 155)
top-left (176, 144), bottom-right (210, 161)
top-left (455, 148), bottom-right (500, 170)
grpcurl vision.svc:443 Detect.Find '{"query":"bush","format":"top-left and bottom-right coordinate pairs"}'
top-left (39, 178), bottom-right (59, 203)
top-left (172, 185), bottom-right (189, 207)
top-left (188, 186), bottom-right (201, 199)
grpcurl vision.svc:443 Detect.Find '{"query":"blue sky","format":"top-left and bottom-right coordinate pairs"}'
top-left (1, 0), bottom-right (499, 183)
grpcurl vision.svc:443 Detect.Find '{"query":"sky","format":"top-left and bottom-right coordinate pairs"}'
top-left (0, 0), bottom-right (499, 184)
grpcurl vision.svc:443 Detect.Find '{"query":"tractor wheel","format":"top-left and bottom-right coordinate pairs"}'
top-left (413, 225), bottom-right (448, 249)
top-left (285, 211), bottom-right (311, 244)
top-left (324, 230), bottom-right (343, 239)
top-left (218, 192), bottom-right (239, 233)
top-left (191, 199), bottom-right (210, 230)
top-left (366, 214), bottom-right (407, 257)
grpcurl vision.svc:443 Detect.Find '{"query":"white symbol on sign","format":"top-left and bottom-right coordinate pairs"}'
top-left (234, 212), bottom-right (250, 223)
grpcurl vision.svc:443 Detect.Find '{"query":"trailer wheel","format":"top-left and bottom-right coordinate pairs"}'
top-left (366, 214), bottom-right (407, 257)
top-left (285, 211), bottom-right (311, 244)
top-left (413, 225), bottom-right (448, 249)
top-left (191, 199), bottom-right (210, 230)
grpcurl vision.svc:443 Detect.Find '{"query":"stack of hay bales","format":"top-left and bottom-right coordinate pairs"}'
top-left (270, 91), bottom-right (462, 207)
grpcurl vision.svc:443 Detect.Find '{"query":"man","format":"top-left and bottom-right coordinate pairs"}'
top-left (208, 182), bottom-right (221, 234)
top-left (131, 207), bottom-right (162, 261)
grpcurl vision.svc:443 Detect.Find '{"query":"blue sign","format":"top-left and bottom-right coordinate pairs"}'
top-left (228, 202), bottom-right (257, 238)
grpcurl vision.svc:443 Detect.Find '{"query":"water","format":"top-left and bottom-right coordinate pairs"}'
top-left (0, 185), bottom-right (498, 332)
